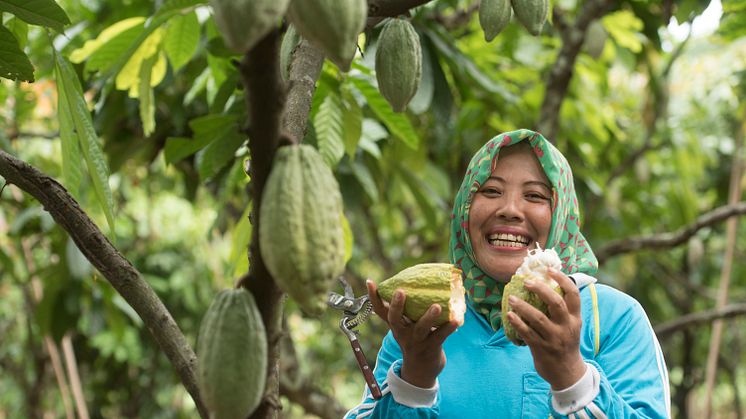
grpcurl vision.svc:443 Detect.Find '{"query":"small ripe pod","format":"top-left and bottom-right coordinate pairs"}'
top-left (287, 0), bottom-right (367, 71)
top-left (375, 18), bottom-right (423, 113)
top-left (377, 263), bottom-right (466, 326)
top-left (480, 0), bottom-right (513, 42)
top-left (209, 0), bottom-right (290, 53)
top-left (511, 0), bottom-right (549, 36)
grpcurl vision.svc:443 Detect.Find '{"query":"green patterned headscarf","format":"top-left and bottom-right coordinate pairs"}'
top-left (449, 129), bottom-right (598, 330)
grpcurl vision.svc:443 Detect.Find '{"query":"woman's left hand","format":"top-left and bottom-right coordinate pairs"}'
top-left (505, 268), bottom-right (587, 390)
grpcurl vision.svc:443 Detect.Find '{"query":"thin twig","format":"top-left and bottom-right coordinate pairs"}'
top-left (655, 303), bottom-right (746, 339)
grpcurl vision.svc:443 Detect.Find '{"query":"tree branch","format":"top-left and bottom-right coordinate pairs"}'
top-left (655, 303), bottom-right (746, 339)
top-left (283, 40), bottom-right (325, 143)
top-left (595, 202), bottom-right (746, 264)
top-left (0, 150), bottom-right (208, 418)
top-left (537, 0), bottom-right (615, 141)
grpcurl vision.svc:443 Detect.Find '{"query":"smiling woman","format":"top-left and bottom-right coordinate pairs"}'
top-left (347, 129), bottom-right (671, 418)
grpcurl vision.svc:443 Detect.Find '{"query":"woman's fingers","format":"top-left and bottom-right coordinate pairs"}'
top-left (387, 289), bottom-right (406, 326)
top-left (549, 268), bottom-right (581, 316)
top-left (366, 280), bottom-right (390, 320)
top-left (412, 304), bottom-right (441, 341)
top-left (507, 296), bottom-right (549, 340)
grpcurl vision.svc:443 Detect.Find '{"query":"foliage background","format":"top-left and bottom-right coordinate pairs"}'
top-left (2, 0), bottom-right (746, 417)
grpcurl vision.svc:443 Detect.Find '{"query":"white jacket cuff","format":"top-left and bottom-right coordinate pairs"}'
top-left (551, 363), bottom-right (601, 414)
top-left (386, 361), bottom-right (439, 408)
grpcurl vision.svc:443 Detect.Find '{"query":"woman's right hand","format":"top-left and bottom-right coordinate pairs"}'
top-left (366, 279), bottom-right (460, 388)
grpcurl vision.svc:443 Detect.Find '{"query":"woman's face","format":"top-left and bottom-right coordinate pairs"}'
top-left (468, 142), bottom-right (553, 283)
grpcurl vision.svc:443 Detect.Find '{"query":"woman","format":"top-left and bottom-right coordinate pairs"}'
top-left (345, 129), bottom-right (670, 418)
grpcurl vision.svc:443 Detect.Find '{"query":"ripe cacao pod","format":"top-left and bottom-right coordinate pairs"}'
top-left (259, 144), bottom-right (346, 316)
top-left (501, 246), bottom-right (563, 345)
top-left (511, 0), bottom-right (548, 36)
top-left (287, 0), bottom-right (366, 71)
top-left (479, 0), bottom-right (512, 42)
top-left (375, 18), bottom-right (422, 113)
top-left (209, 0), bottom-right (290, 54)
top-left (197, 288), bottom-right (267, 419)
top-left (378, 263), bottom-right (466, 326)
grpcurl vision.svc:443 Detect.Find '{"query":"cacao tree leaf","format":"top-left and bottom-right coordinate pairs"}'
top-left (603, 11), bottom-right (644, 53)
top-left (341, 85), bottom-right (362, 158)
top-left (6, 16), bottom-right (28, 50)
top-left (138, 53), bottom-right (157, 136)
top-left (341, 211), bottom-right (353, 264)
top-left (0, 0), bottom-right (70, 32)
top-left (163, 10), bottom-right (199, 72)
top-left (153, 0), bottom-right (207, 19)
top-left (314, 90), bottom-right (345, 167)
top-left (348, 75), bottom-right (420, 149)
top-left (398, 166), bottom-right (438, 227)
top-left (350, 160), bottom-right (378, 203)
top-left (230, 204), bottom-right (252, 277)
top-left (54, 50), bottom-right (115, 232)
top-left (56, 61), bottom-right (83, 198)
top-left (196, 118), bottom-right (245, 181)
top-left (164, 114), bottom-right (234, 164)
top-left (70, 17), bottom-right (146, 73)
top-left (0, 24), bottom-right (34, 82)
top-left (115, 29), bottom-right (165, 97)
top-left (358, 118), bottom-right (387, 159)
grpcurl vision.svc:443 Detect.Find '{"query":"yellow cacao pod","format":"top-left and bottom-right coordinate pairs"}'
top-left (501, 247), bottom-right (563, 346)
top-left (480, 0), bottom-right (512, 42)
top-left (375, 18), bottom-right (422, 113)
top-left (209, 0), bottom-right (290, 53)
top-left (287, 0), bottom-right (366, 71)
top-left (511, 0), bottom-right (548, 36)
top-left (197, 288), bottom-right (267, 419)
top-left (378, 263), bottom-right (466, 326)
top-left (259, 144), bottom-right (346, 316)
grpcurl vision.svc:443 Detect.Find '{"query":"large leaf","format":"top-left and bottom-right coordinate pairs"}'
top-left (54, 51), bottom-right (115, 232)
top-left (0, 24), bottom-right (33, 82)
top-left (314, 91), bottom-right (346, 167)
top-left (138, 53), bottom-right (157, 136)
top-left (115, 29), bottom-right (166, 98)
top-left (190, 115), bottom-right (245, 180)
top-left (163, 10), bottom-right (199, 72)
top-left (153, 0), bottom-right (208, 19)
top-left (57, 66), bottom-right (83, 197)
top-left (71, 18), bottom-right (146, 73)
top-left (603, 11), bottom-right (644, 53)
top-left (0, 0), bottom-right (70, 32)
top-left (341, 85), bottom-right (363, 158)
top-left (349, 75), bottom-right (420, 149)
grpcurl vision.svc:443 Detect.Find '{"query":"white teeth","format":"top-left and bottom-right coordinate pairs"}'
top-left (486, 233), bottom-right (529, 244)
top-left (487, 239), bottom-right (526, 248)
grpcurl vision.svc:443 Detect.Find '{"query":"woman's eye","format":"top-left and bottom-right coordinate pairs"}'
top-left (526, 193), bottom-right (548, 201)
top-left (481, 187), bottom-right (501, 196)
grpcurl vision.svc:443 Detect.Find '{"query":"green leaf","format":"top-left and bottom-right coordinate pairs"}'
top-left (349, 75), bottom-right (420, 149)
top-left (0, 0), bottom-right (70, 32)
top-left (138, 53), bottom-right (157, 136)
top-left (56, 63), bottom-right (82, 198)
top-left (163, 11), bottom-right (199, 72)
top-left (153, 0), bottom-right (207, 19)
top-left (191, 115), bottom-right (245, 180)
top-left (6, 17), bottom-right (28, 50)
top-left (71, 18), bottom-right (145, 72)
top-left (164, 114), bottom-right (236, 164)
top-left (350, 160), bottom-right (378, 203)
top-left (341, 211), bottom-right (353, 264)
top-left (602, 11), bottom-right (644, 53)
top-left (54, 50), bottom-right (115, 232)
top-left (230, 204), bottom-right (252, 277)
top-left (0, 24), bottom-right (34, 82)
top-left (341, 85), bottom-right (362, 158)
top-left (314, 91), bottom-right (345, 167)
top-left (408, 37), bottom-right (434, 115)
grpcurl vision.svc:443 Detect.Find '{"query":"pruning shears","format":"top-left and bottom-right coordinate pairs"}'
top-left (327, 277), bottom-right (383, 400)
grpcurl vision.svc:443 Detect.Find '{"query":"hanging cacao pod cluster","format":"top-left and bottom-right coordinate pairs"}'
top-left (479, 0), bottom-right (512, 42)
top-left (375, 18), bottom-right (423, 113)
top-left (511, 0), bottom-right (549, 36)
top-left (209, 0), bottom-right (290, 54)
top-left (259, 144), bottom-right (346, 316)
top-left (287, 0), bottom-right (367, 71)
top-left (197, 288), bottom-right (267, 419)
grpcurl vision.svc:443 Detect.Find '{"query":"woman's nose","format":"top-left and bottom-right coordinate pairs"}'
top-left (495, 194), bottom-right (522, 220)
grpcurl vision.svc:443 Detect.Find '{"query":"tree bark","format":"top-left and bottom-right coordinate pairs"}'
top-left (0, 150), bottom-right (208, 418)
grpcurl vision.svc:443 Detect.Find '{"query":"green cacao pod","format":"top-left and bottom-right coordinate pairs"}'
top-left (197, 289), bottom-right (267, 419)
top-left (375, 18), bottom-right (422, 113)
top-left (209, 0), bottom-right (290, 54)
top-left (378, 263), bottom-right (466, 326)
top-left (510, 0), bottom-right (548, 36)
top-left (280, 25), bottom-right (302, 81)
top-left (259, 144), bottom-right (346, 316)
top-left (501, 247), bottom-right (563, 346)
top-left (287, 0), bottom-right (366, 71)
top-left (479, 0), bottom-right (512, 42)
top-left (583, 20), bottom-right (607, 59)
